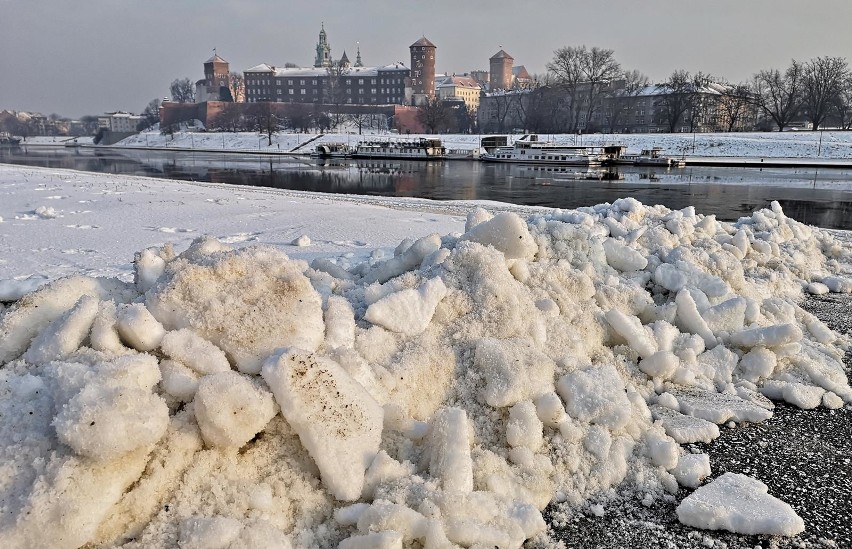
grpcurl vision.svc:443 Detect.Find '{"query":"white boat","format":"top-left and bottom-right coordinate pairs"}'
top-left (312, 142), bottom-right (352, 158)
top-left (619, 147), bottom-right (685, 167)
top-left (351, 138), bottom-right (446, 160)
top-left (481, 136), bottom-right (600, 166)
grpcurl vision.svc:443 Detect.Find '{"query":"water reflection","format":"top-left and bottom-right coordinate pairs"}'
top-left (4, 146), bottom-right (852, 230)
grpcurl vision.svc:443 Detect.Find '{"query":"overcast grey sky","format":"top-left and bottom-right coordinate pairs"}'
top-left (2, 0), bottom-right (851, 118)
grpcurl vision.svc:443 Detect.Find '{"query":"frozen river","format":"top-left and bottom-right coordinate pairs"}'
top-left (4, 146), bottom-right (852, 229)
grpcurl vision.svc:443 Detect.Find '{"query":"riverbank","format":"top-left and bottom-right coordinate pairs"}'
top-left (0, 164), bottom-right (850, 547)
top-left (103, 129), bottom-right (852, 160)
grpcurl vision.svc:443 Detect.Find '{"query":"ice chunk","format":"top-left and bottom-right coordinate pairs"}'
top-left (324, 295), bottom-right (356, 349)
top-left (702, 297), bottom-right (746, 335)
top-left (557, 365), bottom-right (632, 430)
top-left (23, 295), bottom-right (99, 364)
top-left (654, 263), bottom-right (687, 293)
top-left (806, 282), bottom-right (830, 295)
top-left (134, 248), bottom-right (166, 294)
top-left (146, 244), bottom-right (324, 374)
top-left (178, 516), bottom-right (243, 549)
top-left (639, 350), bottom-right (679, 379)
top-left (534, 391), bottom-right (567, 428)
top-left (362, 450), bottom-right (415, 499)
top-left (604, 309), bottom-right (657, 359)
top-left (474, 337), bottom-right (555, 408)
top-left (822, 276), bottom-right (852, 293)
top-left (737, 347), bottom-right (776, 382)
top-left (650, 405), bottom-right (721, 444)
top-left (193, 371), bottom-right (276, 448)
top-left (116, 303), bottom-right (166, 352)
top-left (160, 328), bottom-right (230, 375)
top-left (364, 277), bottom-right (447, 336)
top-left (644, 429), bottom-right (679, 469)
top-left (159, 359), bottom-right (200, 401)
top-left (90, 300), bottom-right (125, 354)
top-left (671, 453), bottom-right (711, 488)
top-left (602, 238), bottom-right (647, 272)
top-left (427, 407), bottom-right (474, 493)
top-left (676, 472), bottom-right (804, 536)
top-left (230, 521), bottom-right (292, 549)
top-left (261, 350), bottom-right (383, 501)
top-left (670, 387), bottom-right (773, 424)
top-left (356, 500), bottom-right (428, 541)
top-left (54, 358), bottom-right (169, 461)
top-left (675, 290), bottom-right (716, 349)
top-left (760, 380), bottom-right (825, 409)
top-left (466, 206), bottom-right (493, 231)
top-left (729, 324), bottom-right (802, 349)
top-left (291, 234), bottom-right (311, 247)
top-left (459, 211), bottom-right (537, 260)
top-left (506, 401), bottom-right (544, 451)
top-left (0, 275), bottom-right (134, 364)
top-left (364, 233), bottom-right (442, 284)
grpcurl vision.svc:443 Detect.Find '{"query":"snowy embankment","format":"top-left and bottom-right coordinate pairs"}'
top-left (113, 129), bottom-right (852, 159)
top-left (0, 164), bottom-right (851, 547)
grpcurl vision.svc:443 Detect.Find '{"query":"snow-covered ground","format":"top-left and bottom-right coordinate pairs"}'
top-left (0, 164), bottom-right (851, 548)
top-left (113, 129), bottom-right (852, 159)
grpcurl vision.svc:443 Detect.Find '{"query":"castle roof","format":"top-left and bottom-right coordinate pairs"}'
top-left (205, 54), bottom-right (228, 64)
top-left (410, 37), bottom-right (436, 48)
top-left (244, 63), bottom-right (409, 78)
top-left (490, 49), bottom-right (513, 60)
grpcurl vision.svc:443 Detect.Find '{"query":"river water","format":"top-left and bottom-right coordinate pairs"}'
top-left (4, 146), bottom-right (852, 229)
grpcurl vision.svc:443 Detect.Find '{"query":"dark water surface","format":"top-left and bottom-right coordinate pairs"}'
top-left (4, 146), bottom-right (852, 229)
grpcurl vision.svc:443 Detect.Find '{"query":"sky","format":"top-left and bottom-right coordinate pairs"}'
top-left (2, 0), bottom-right (852, 119)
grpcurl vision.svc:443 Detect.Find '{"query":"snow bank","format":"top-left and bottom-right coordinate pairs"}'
top-left (0, 197), bottom-right (850, 546)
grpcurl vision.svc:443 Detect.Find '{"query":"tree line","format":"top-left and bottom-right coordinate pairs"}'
top-left (481, 47), bottom-right (852, 134)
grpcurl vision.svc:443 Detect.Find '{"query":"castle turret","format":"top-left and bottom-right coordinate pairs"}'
top-left (409, 36), bottom-right (436, 105)
top-left (314, 23), bottom-right (332, 68)
top-left (489, 49), bottom-right (513, 91)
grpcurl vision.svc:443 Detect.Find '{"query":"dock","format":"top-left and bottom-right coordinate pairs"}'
top-left (681, 156), bottom-right (852, 169)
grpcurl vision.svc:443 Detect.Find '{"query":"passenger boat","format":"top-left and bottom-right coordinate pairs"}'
top-left (312, 142), bottom-right (352, 158)
top-left (619, 147), bottom-right (685, 167)
top-left (0, 132), bottom-right (21, 146)
top-left (351, 138), bottom-right (446, 160)
top-left (481, 136), bottom-right (600, 166)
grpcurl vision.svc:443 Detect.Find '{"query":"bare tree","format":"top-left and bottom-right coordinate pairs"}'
top-left (169, 78), bottom-right (196, 103)
top-left (580, 47), bottom-right (621, 130)
top-left (607, 70), bottom-right (649, 132)
top-left (684, 72), bottom-right (717, 132)
top-left (832, 75), bottom-right (852, 130)
top-left (417, 96), bottom-right (453, 133)
top-left (249, 102), bottom-right (280, 146)
top-left (802, 56), bottom-right (850, 130)
top-left (324, 63), bottom-right (350, 129)
top-left (227, 72), bottom-right (245, 102)
top-left (346, 112), bottom-right (374, 134)
top-left (717, 82), bottom-right (754, 132)
top-left (547, 45), bottom-right (622, 131)
top-left (546, 46), bottom-right (585, 131)
top-left (658, 70), bottom-right (693, 132)
top-left (284, 103), bottom-right (314, 132)
top-left (752, 61), bottom-right (804, 131)
top-left (215, 102), bottom-right (246, 132)
top-left (138, 98), bottom-right (161, 130)
top-left (481, 92), bottom-right (524, 133)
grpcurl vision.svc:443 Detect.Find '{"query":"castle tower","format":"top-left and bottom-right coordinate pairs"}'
top-left (339, 50), bottom-right (351, 69)
top-left (204, 52), bottom-right (230, 91)
top-left (314, 23), bottom-right (332, 68)
top-left (489, 49), bottom-right (514, 91)
top-left (409, 36), bottom-right (436, 104)
top-left (355, 43), bottom-right (363, 67)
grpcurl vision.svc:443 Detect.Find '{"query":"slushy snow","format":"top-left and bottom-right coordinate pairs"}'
top-left (0, 175), bottom-right (850, 547)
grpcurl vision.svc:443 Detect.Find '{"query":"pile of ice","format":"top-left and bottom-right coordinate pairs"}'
top-left (0, 199), bottom-right (849, 547)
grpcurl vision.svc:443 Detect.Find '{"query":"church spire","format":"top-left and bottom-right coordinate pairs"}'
top-left (355, 42), bottom-right (363, 67)
top-left (314, 22), bottom-right (332, 68)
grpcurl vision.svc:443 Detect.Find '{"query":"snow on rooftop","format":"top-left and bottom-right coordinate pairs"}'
top-left (0, 164), bottom-right (849, 547)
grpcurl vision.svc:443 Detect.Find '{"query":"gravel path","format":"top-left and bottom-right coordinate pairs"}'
top-left (544, 294), bottom-right (852, 549)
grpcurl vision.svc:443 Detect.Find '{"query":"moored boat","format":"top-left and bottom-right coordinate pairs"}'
top-left (351, 137), bottom-right (446, 160)
top-left (312, 142), bottom-right (352, 158)
top-left (619, 147), bottom-right (685, 167)
top-left (481, 136), bottom-right (600, 166)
